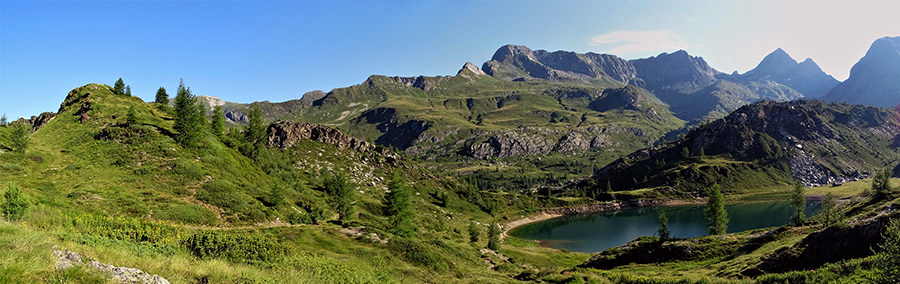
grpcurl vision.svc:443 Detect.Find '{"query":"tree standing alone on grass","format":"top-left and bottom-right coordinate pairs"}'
top-left (324, 171), bottom-right (354, 224)
top-left (487, 223), bottom-right (501, 250)
top-left (113, 78), bottom-right (125, 95)
top-left (7, 122), bottom-right (30, 154)
top-left (1, 182), bottom-right (29, 221)
top-left (384, 172), bottom-right (414, 237)
top-left (705, 183), bottom-right (728, 235)
top-left (173, 79), bottom-right (203, 150)
top-left (790, 181), bottom-right (806, 226)
top-left (821, 192), bottom-right (837, 226)
top-left (211, 105), bottom-right (225, 140)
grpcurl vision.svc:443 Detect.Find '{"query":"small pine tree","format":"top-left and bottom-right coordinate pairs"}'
top-left (7, 122), bottom-right (30, 154)
top-left (657, 211), bottom-right (670, 240)
top-left (211, 105), bottom-right (225, 140)
top-left (487, 223), bottom-right (501, 250)
top-left (385, 172), bottom-right (414, 236)
top-left (1, 182), bottom-right (29, 221)
top-left (0, 114), bottom-right (6, 126)
top-left (605, 180), bottom-right (612, 193)
top-left (125, 85), bottom-right (132, 96)
top-left (682, 147), bottom-right (690, 158)
top-left (155, 87), bottom-right (169, 104)
top-left (324, 171), bottom-right (354, 223)
top-left (822, 192), bottom-right (837, 226)
top-left (699, 147), bottom-right (706, 157)
top-left (113, 78), bottom-right (125, 95)
top-left (173, 79), bottom-right (203, 149)
top-left (874, 218), bottom-right (900, 284)
top-left (872, 168), bottom-right (893, 199)
top-left (468, 223), bottom-right (481, 243)
top-left (126, 106), bottom-right (138, 127)
top-left (790, 181), bottom-right (807, 226)
top-left (705, 183), bottom-right (728, 235)
top-left (246, 103), bottom-right (265, 161)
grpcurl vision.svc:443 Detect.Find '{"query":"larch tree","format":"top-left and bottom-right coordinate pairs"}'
top-left (790, 181), bottom-right (807, 226)
top-left (155, 87), bottom-right (169, 104)
top-left (173, 79), bottom-right (203, 149)
top-left (211, 105), bottom-right (225, 140)
top-left (246, 103), bottom-right (265, 161)
top-left (113, 78), bottom-right (125, 95)
top-left (487, 223), bottom-right (501, 250)
top-left (657, 211), bottom-right (670, 240)
top-left (704, 183), bottom-right (728, 235)
top-left (384, 172), bottom-right (414, 236)
top-left (822, 192), bottom-right (838, 226)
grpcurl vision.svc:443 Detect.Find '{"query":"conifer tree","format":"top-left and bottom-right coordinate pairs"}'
top-left (1, 182), bottom-right (29, 221)
top-left (126, 106), bottom-right (138, 127)
top-left (487, 223), bottom-right (501, 250)
top-left (385, 172), bottom-right (414, 236)
top-left (155, 87), bottom-right (169, 104)
top-left (1, 114), bottom-right (7, 126)
top-left (657, 211), bottom-right (670, 240)
top-left (125, 85), bottom-right (132, 96)
top-left (113, 78), bottom-right (125, 95)
top-left (246, 103), bottom-right (265, 161)
top-left (211, 105), bottom-right (225, 140)
top-left (704, 183), bottom-right (728, 235)
top-left (173, 79), bottom-right (203, 149)
top-left (790, 181), bottom-right (807, 226)
top-left (7, 122), bottom-right (29, 154)
top-left (468, 223), bottom-right (481, 243)
top-left (324, 171), bottom-right (353, 223)
top-left (822, 192), bottom-right (837, 226)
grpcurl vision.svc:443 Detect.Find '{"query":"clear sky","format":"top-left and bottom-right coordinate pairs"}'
top-left (2, 0), bottom-right (898, 120)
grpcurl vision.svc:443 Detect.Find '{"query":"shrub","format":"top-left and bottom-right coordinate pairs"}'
top-left (196, 180), bottom-right (246, 214)
top-left (183, 230), bottom-right (287, 263)
top-left (171, 159), bottom-right (205, 179)
top-left (388, 237), bottom-right (449, 273)
top-left (1, 182), bottom-right (29, 221)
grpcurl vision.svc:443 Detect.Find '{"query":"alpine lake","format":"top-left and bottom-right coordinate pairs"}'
top-left (509, 200), bottom-right (822, 253)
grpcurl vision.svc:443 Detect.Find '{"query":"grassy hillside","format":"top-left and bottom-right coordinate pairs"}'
top-left (0, 83), bottom-right (616, 283)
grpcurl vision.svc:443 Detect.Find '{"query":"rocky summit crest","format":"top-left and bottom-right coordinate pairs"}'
top-left (823, 36), bottom-right (900, 107)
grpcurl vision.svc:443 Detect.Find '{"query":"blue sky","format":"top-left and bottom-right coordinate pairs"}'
top-left (2, 0), bottom-right (898, 120)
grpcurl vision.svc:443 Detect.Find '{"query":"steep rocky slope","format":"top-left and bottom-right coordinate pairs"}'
top-left (823, 36), bottom-right (900, 107)
top-left (589, 100), bottom-right (900, 195)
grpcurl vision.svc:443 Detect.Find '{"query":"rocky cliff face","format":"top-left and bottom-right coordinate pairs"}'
top-left (630, 50), bottom-right (720, 93)
top-left (823, 36), bottom-right (900, 107)
top-left (481, 44), bottom-right (634, 84)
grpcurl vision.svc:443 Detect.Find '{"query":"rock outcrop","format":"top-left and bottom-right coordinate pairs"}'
top-left (457, 62), bottom-right (487, 76)
top-left (267, 121), bottom-right (374, 152)
top-left (266, 121), bottom-right (399, 164)
top-left (53, 247), bottom-right (170, 284)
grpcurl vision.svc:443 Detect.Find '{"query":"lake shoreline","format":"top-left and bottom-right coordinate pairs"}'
top-left (501, 198), bottom-right (705, 241)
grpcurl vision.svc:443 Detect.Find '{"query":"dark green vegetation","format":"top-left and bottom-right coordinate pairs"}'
top-left (790, 182), bottom-right (806, 226)
top-left (704, 183), bottom-right (728, 235)
top-left (0, 82), bottom-right (621, 283)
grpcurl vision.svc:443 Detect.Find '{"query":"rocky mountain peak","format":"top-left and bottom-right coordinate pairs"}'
top-left (490, 44), bottom-right (535, 62)
top-left (823, 36), bottom-right (900, 107)
top-left (457, 62), bottom-right (487, 76)
top-left (750, 48), bottom-right (799, 76)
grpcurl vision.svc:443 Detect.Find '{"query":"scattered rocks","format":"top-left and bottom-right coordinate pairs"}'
top-left (52, 246), bottom-right (170, 284)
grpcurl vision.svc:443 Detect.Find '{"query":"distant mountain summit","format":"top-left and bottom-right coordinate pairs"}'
top-left (479, 45), bottom-right (818, 121)
top-left (823, 36), bottom-right (900, 107)
top-left (737, 48), bottom-right (839, 98)
top-left (481, 44), bottom-right (635, 85)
